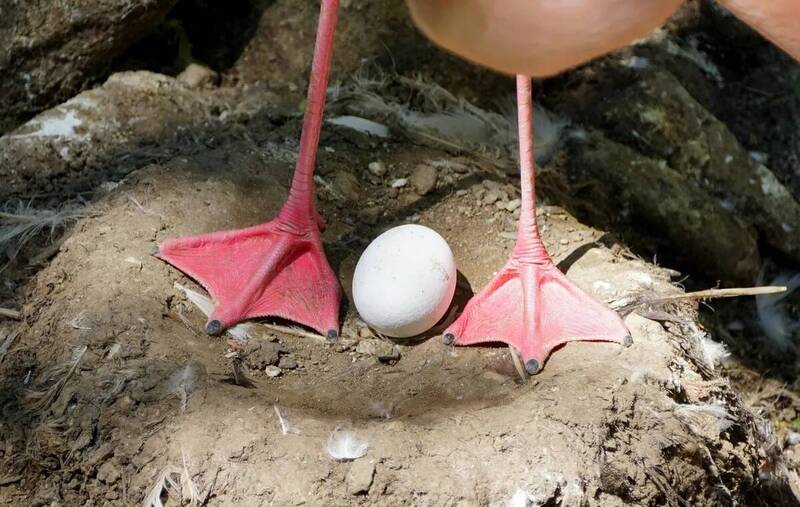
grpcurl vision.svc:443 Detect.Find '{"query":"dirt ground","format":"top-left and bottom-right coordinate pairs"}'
top-left (0, 122), bottom-right (791, 505)
top-left (2, 1), bottom-right (800, 506)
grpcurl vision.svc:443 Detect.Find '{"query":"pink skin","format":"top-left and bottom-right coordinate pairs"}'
top-left (156, 0), bottom-right (341, 339)
top-left (406, 0), bottom-right (800, 77)
top-left (443, 76), bottom-right (630, 374)
top-left (157, 0), bottom-right (797, 372)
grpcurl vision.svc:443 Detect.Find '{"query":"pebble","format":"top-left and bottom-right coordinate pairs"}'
top-left (368, 161), bottom-right (387, 177)
top-left (481, 370), bottom-right (509, 384)
top-left (177, 63), bottom-right (219, 88)
top-left (278, 355), bottom-right (298, 369)
top-left (390, 178), bottom-right (408, 188)
top-left (247, 342), bottom-right (284, 369)
top-left (97, 460), bottom-right (121, 484)
top-left (346, 460), bottom-right (375, 495)
top-left (483, 190), bottom-right (500, 205)
top-left (505, 199), bottom-right (521, 211)
top-left (356, 339), bottom-right (400, 362)
top-left (264, 366), bottom-right (282, 378)
top-left (359, 326), bottom-right (373, 339)
top-left (359, 206), bottom-right (382, 225)
top-left (456, 189), bottom-right (468, 197)
top-left (333, 171), bottom-right (361, 201)
top-left (410, 164), bottom-right (437, 195)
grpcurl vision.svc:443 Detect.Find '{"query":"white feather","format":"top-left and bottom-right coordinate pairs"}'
top-left (327, 115), bottom-right (390, 138)
top-left (755, 270), bottom-right (800, 352)
top-left (507, 489), bottom-right (533, 507)
top-left (325, 428), bottom-right (368, 461)
top-left (699, 336), bottom-right (730, 370)
top-left (675, 401), bottom-right (735, 434)
top-left (174, 282), bottom-right (255, 342)
top-left (330, 76), bottom-right (568, 167)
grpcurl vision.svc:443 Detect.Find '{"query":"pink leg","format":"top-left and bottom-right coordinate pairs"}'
top-left (443, 76), bottom-right (631, 374)
top-left (155, 0), bottom-right (341, 338)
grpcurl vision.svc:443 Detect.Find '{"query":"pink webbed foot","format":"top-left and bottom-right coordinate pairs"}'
top-left (443, 255), bottom-right (631, 374)
top-left (444, 75), bottom-right (630, 374)
top-left (155, 219), bottom-right (341, 338)
top-left (155, 0), bottom-right (343, 339)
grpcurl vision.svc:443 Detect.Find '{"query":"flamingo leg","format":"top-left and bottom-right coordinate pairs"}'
top-left (443, 76), bottom-right (632, 374)
top-left (155, 0), bottom-right (342, 339)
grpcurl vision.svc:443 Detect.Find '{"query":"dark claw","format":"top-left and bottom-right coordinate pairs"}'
top-left (151, 245), bottom-right (160, 256)
top-left (326, 329), bottom-right (339, 343)
top-left (623, 335), bottom-right (633, 347)
top-left (206, 320), bottom-right (223, 336)
top-left (443, 333), bottom-right (455, 346)
top-left (525, 359), bottom-right (541, 375)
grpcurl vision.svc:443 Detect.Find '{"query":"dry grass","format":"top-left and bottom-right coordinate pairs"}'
top-left (0, 329), bottom-right (19, 365)
top-left (24, 345), bottom-right (87, 413)
top-left (328, 73), bottom-right (567, 171)
top-left (141, 450), bottom-right (211, 507)
top-left (0, 200), bottom-right (89, 271)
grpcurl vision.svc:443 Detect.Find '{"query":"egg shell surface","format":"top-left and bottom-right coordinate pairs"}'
top-left (352, 224), bottom-right (457, 337)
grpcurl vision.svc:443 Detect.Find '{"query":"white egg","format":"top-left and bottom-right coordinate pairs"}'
top-left (352, 224), bottom-right (457, 338)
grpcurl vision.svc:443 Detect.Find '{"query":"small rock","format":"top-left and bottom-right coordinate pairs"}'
top-left (177, 63), bottom-right (219, 88)
top-left (482, 370), bottom-right (509, 384)
top-left (264, 366), bottom-right (282, 378)
top-left (359, 326), bottom-right (373, 339)
top-left (359, 206), bottom-right (383, 225)
top-left (456, 189), bottom-right (468, 197)
top-left (356, 339), bottom-right (400, 362)
top-left (246, 342), bottom-right (284, 369)
top-left (333, 171), bottom-right (361, 201)
top-left (506, 199), bottom-right (521, 211)
top-left (368, 161), bottom-right (387, 177)
top-left (410, 164), bottom-right (437, 195)
top-left (400, 193), bottom-right (421, 206)
top-left (482, 179), bottom-right (501, 191)
top-left (390, 178), bottom-right (408, 189)
top-left (483, 190), bottom-right (500, 205)
top-left (787, 432), bottom-right (800, 446)
top-left (97, 460), bottom-right (121, 484)
top-left (494, 201), bottom-right (507, 210)
top-left (347, 460), bottom-right (375, 495)
top-left (278, 355), bottom-right (298, 370)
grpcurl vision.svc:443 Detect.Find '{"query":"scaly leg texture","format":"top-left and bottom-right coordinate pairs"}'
top-left (156, 0), bottom-right (341, 338)
top-left (443, 76), bottom-right (631, 374)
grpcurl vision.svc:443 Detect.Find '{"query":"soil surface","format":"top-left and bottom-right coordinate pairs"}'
top-left (0, 126), bottom-right (790, 505)
top-left (2, 0), bottom-right (800, 505)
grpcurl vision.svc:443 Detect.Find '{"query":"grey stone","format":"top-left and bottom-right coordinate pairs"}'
top-left (178, 63), bottom-right (219, 88)
top-left (333, 170), bottom-right (361, 201)
top-left (410, 164), bottom-right (437, 195)
top-left (346, 460), bottom-right (375, 495)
